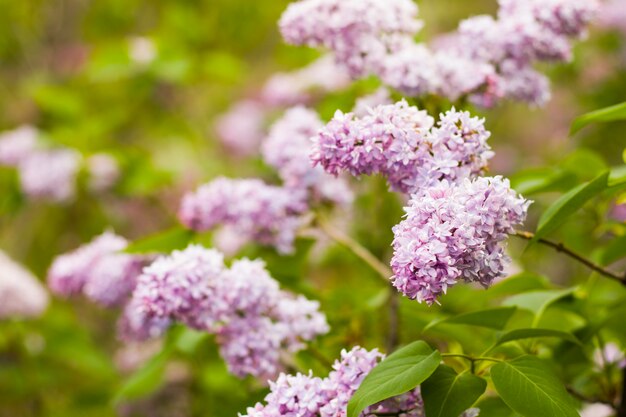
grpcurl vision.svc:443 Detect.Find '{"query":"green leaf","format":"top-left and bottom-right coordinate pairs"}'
top-left (491, 356), bottom-right (580, 417)
top-left (347, 341), bottom-right (441, 417)
top-left (570, 101), bottom-right (626, 135)
top-left (510, 169), bottom-right (574, 195)
top-left (113, 346), bottom-right (173, 404)
top-left (476, 397), bottom-right (521, 417)
top-left (596, 234), bottom-right (626, 266)
top-left (424, 307), bottom-right (517, 332)
top-left (486, 273), bottom-right (551, 298)
top-left (535, 172), bottom-right (609, 241)
top-left (502, 288), bottom-right (574, 318)
top-left (495, 328), bottom-right (581, 347)
top-left (608, 165), bottom-right (626, 188)
top-left (421, 365), bottom-right (487, 417)
top-left (125, 227), bottom-right (195, 254)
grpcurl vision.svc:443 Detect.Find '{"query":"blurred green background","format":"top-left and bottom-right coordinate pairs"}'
top-left (0, 1), bottom-right (625, 416)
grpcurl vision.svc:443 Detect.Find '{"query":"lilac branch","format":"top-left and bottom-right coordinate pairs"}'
top-left (513, 230), bottom-right (626, 285)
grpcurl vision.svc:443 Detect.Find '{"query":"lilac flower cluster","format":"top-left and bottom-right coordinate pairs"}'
top-left (179, 177), bottom-right (309, 254)
top-left (47, 231), bottom-right (145, 307)
top-left (391, 176), bottom-right (530, 304)
top-left (262, 55), bottom-right (351, 107)
top-left (279, 0), bottom-right (598, 106)
top-left (262, 106), bottom-right (353, 206)
top-left (0, 250), bottom-right (49, 319)
top-left (312, 100), bottom-right (493, 193)
top-left (0, 125), bottom-right (120, 201)
top-left (242, 346), bottom-right (479, 417)
top-left (125, 245), bottom-right (328, 380)
top-left (19, 149), bottom-right (82, 203)
top-left (215, 100), bottom-right (267, 157)
top-left (279, 0), bottom-right (422, 78)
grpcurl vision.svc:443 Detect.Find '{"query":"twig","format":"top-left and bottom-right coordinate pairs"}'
top-left (566, 387), bottom-right (616, 409)
top-left (316, 216), bottom-right (392, 282)
top-left (441, 353), bottom-right (503, 364)
top-left (513, 231), bottom-right (626, 285)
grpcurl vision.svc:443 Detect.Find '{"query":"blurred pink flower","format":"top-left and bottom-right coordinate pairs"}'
top-left (0, 250), bottom-right (49, 319)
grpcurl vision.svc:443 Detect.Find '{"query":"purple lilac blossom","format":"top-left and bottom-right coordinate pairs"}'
top-left (18, 148), bottom-right (82, 203)
top-left (215, 100), bottom-right (267, 157)
top-left (47, 231), bottom-right (144, 307)
top-left (391, 176), bottom-right (530, 304)
top-left (312, 101), bottom-right (493, 194)
top-left (279, 0), bottom-right (422, 77)
top-left (0, 250), bottom-right (49, 319)
top-left (86, 153), bottom-right (120, 192)
top-left (279, 0), bottom-right (598, 106)
top-left (0, 125), bottom-right (39, 166)
top-left (262, 106), bottom-right (353, 206)
top-left (126, 245), bottom-right (329, 380)
top-left (262, 55), bottom-right (351, 106)
top-left (597, 0), bottom-right (626, 35)
top-left (178, 177), bottom-right (308, 254)
top-left (242, 346), bottom-right (480, 417)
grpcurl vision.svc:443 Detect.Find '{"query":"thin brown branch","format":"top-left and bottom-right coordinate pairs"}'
top-left (316, 216), bottom-right (392, 282)
top-left (513, 231), bottom-right (626, 285)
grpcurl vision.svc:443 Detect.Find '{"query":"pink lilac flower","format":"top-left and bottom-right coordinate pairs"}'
top-left (118, 297), bottom-right (172, 342)
top-left (0, 250), bottom-right (49, 318)
top-left (18, 148), bottom-right (82, 202)
top-left (593, 342), bottom-right (626, 369)
top-left (312, 101), bottom-right (493, 194)
top-left (597, 0), bottom-right (626, 35)
top-left (47, 231), bottom-right (143, 307)
top-left (262, 107), bottom-right (353, 206)
top-left (279, 0), bottom-right (597, 106)
top-left (242, 346), bottom-right (479, 417)
top-left (130, 245), bottom-right (225, 331)
top-left (498, 0), bottom-right (599, 37)
top-left (178, 177), bottom-right (308, 254)
top-left (279, 0), bottom-right (422, 77)
top-left (580, 403), bottom-right (615, 417)
top-left (378, 42), bottom-right (496, 100)
top-left (86, 153), bottom-right (120, 192)
top-left (391, 176), bottom-right (530, 304)
top-left (0, 125), bottom-right (39, 166)
top-left (243, 372), bottom-right (327, 417)
top-left (262, 55), bottom-right (351, 106)
top-left (126, 246), bottom-right (328, 380)
top-left (215, 100), bottom-right (267, 157)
